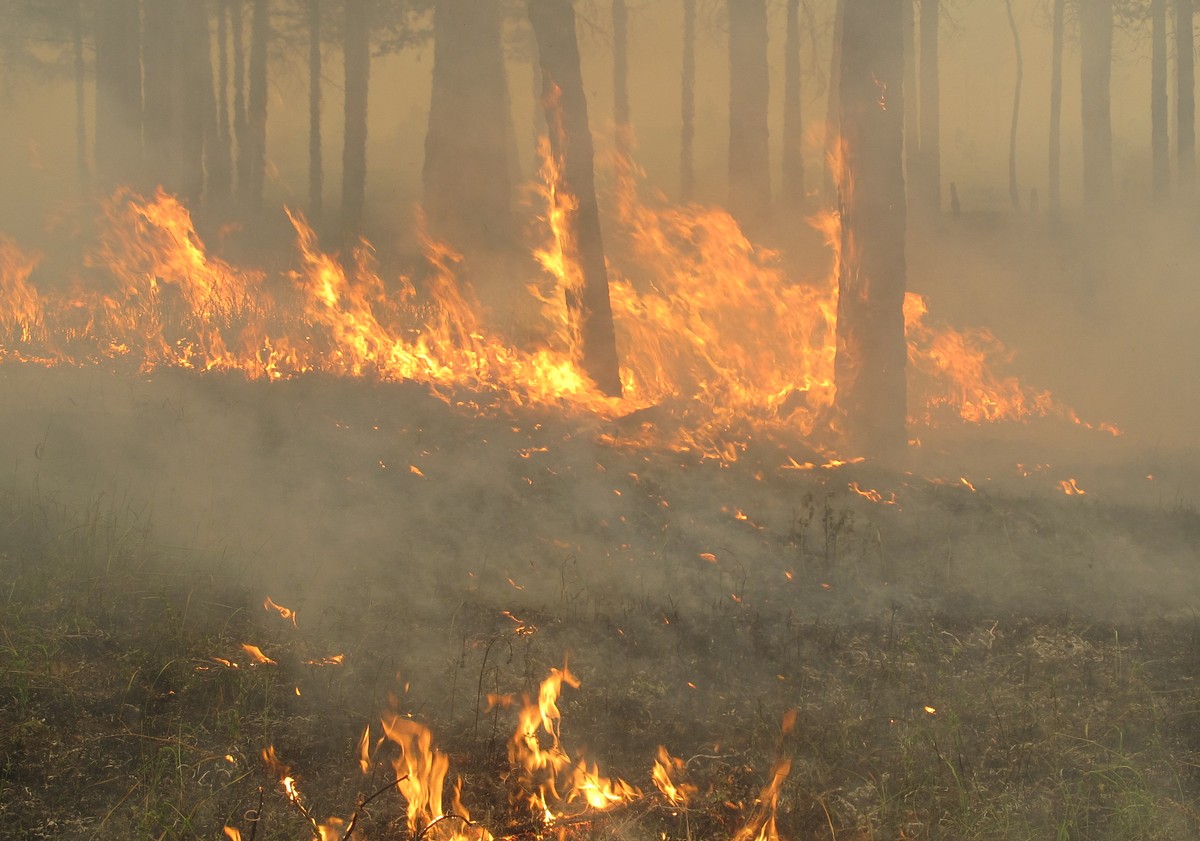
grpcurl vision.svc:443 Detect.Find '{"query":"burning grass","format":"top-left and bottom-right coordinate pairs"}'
top-left (0, 369), bottom-right (1197, 840)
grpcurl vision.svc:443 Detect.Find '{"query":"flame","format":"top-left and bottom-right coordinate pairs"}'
top-left (1059, 478), bottom-right (1087, 495)
top-left (264, 595), bottom-right (298, 626)
top-left (651, 746), bottom-right (695, 806)
top-left (508, 663), bottom-right (639, 819)
top-left (240, 643), bottom-right (275, 665)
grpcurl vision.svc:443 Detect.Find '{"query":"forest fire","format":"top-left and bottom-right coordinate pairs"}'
top-left (0, 163), bottom-right (1091, 464)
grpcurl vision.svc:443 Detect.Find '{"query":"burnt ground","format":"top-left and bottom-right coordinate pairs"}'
top-left (0, 364), bottom-right (1199, 840)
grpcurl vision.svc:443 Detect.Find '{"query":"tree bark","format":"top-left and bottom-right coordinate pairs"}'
top-left (916, 0), bottom-right (939, 215)
top-left (902, 0), bottom-right (918, 195)
top-left (834, 0), bottom-right (908, 459)
top-left (1048, 0), bottom-right (1064, 214)
top-left (728, 0), bottom-right (771, 228)
top-left (1152, 0), bottom-right (1168, 198)
top-left (73, 0), bottom-right (89, 193)
top-left (178, 2), bottom-right (210, 203)
top-left (528, 0), bottom-right (622, 397)
top-left (782, 0), bottom-right (805, 210)
top-left (232, 0), bottom-right (250, 198)
top-left (613, 0), bottom-right (630, 162)
top-left (308, 0), bottom-right (323, 217)
top-left (342, 0), bottom-right (369, 241)
top-left (94, 0), bottom-right (142, 187)
top-left (823, 0), bottom-right (845, 202)
top-left (1178, 0), bottom-right (1194, 189)
top-left (680, 0), bottom-right (696, 200)
top-left (423, 0), bottom-right (515, 249)
top-left (246, 0), bottom-right (269, 209)
top-left (1004, 0), bottom-right (1022, 210)
top-left (1079, 0), bottom-right (1113, 205)
top-left (211, 0), bottom-right (234, 198)
top-left (143, 0), bottom-right (178, 190)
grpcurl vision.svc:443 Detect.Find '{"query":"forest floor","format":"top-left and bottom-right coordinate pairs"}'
top-left (1, 362), bottom-right (1199, 840)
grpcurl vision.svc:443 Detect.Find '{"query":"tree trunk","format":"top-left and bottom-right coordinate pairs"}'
top-left (680, 0), bottom-right (696, 200)
top-left (211, 0), bottom-right (234, 198)
top-left (1151, 0), bottom-right (1168, 198)
top-left (902, 0), bottom-right (918, 194)
top-left (1048, 0), bottom-right (1064, 214)
top-left (1079, 0), bottom-right (1113, 205)
top-left (834, 0), bottom-right (908, 459)
top-left (308, 0), bottom-right (323, 217)
top-left (246, 0), bottom-right (269, 209)
top-left (142, 0), bottom-right (179, 190)
top-left (1004, 0), bottom-right (1022, 210)
top-left (73, 0), bottom-right (89, 193)
top-left (232, 0), bottom-right (250, 198)
top-left (613, 0), bottom-right (630, 163)
top-left (94, 0), bottom-right (142, 187)
top-left (727, 0), bottom-right (771, 228)
top-left (782, 0), bottom-right (805, 210)
top-left (528, 0), bottom-right (622, 397)
top-left (178, 2), bottom-right (209, 203)
top-left (823, 0), bottom-right (845, 202)
top-left (916, 0), bottom-right (939, 215)
top-left (423, 0), bottom-right (515, 249)
top-left (1178, 0), bottom-right (1194, 189)
top-left (342, 0), bottom-right (369, 241)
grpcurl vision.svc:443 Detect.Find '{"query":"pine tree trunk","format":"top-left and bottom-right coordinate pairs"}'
top-left (423, 0), bottom-right (515, 248)
top-left (342, 0), bottom-right (369, 241)
top-left (74, 0), bottom-right (89, 193)
top-left (1177, 0), bottom-right (1194, 189)
top-left (917, 0), bottom-right (939, 214)
top-left (834, 0), bottom-right (908, 459)
top-left (528, 0), bottom-right (622, 398)
top-left (727, 0), bottom-right (771, 228)
top-left (1004, 0), bottom-right (1022, 210)
top-left (613, 0), bottom-right (630, 162)
top-left (680, 0), bottom-right (696, 201)
top-left (247, 0), bottom-right (269, 209)
top-left (232, 0), bottom-right (250, 198)
top-left (822, 0), bottom-right (844, 202)
top-left (308, 0), bottom-right (323, 218)
top-left (1152, 0), bottom-right (1168, 198)
top-left (1080, 0), bottom-right (1113, 205)
top-left (211, 0), bottom-right (234, 198)
top-left (1048, 0), bottom-right (1064, 214)
top-left (902, 0), bottom-right (918, 194)
top-left (94, 0), bottom-right (142, 187)
top-left (179, 1), bottom-right (209, 203)
top-left (782, 0), bottom-right (805, 210)
top-left (143, 0), bottom-right (179, 190)
top-left (199, 4), bottom-right (224, 204)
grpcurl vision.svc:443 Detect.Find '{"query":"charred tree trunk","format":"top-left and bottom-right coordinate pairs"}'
top-left (613, 0), bottom-right (630, 163)
top-left (1049, 0), bottom-right (1064, 214)
top-left (823, 0), bottom-right (845, 202)
top-left (834, 0), bottom-right (908, 459)
top-left (916, 0), bottom-right (939, 215)
top-left (1152, 0), bottom-right (1168, 198)
top-left (782, 0), bottom-right (805, 210)
top-left (1004, 0), bottom-right (1022, 210)
top-left (528, 0), bottom-right (622, 397)
top-left (246, 0), bottom-right (269, 209)
top-left (902, 0), bottom-right (918, 194)
top-left (1178, 0), bottom-right (1195, 189)
top-left (198, 4), bottom-right (223, 204)
top-left (680, 0), bottom-right (696, 200)
top-left (728, 0), bottom-right (771, 227)
top-left (423, 0), bottom-right (515, 248)
top-left (1079, 0), bottom-right (1113, 205)
top-left (211, 0), bottom-right (234, 199)
top-left (342, 0), bottom-right (369, 241)
top-left (232, 0), bottom-right (250, 198)
top-left (94, 0), bottom-right (142, 187)
top-left (73, 0), bottom-right (89, 193)
top-left (308, 0), bottom-right (323, 217)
